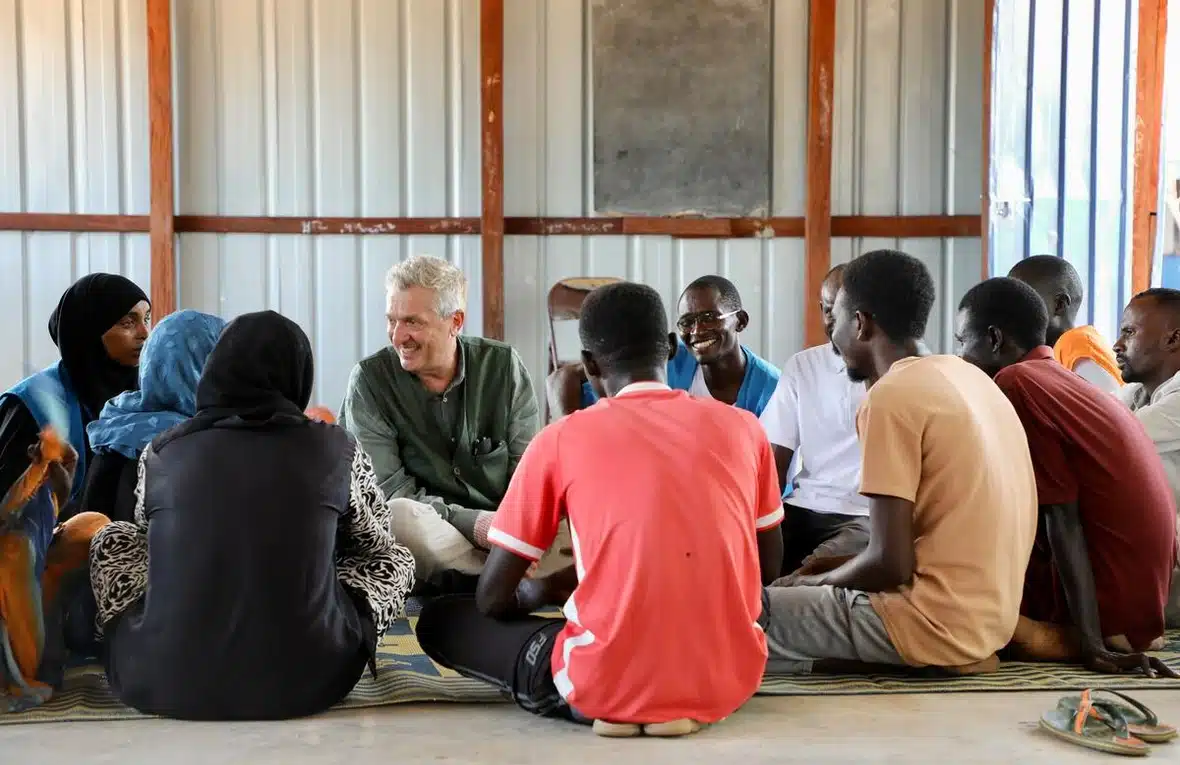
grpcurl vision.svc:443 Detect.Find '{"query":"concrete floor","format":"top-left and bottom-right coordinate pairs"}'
top-left (5, 690), bottom-right (1179, 763)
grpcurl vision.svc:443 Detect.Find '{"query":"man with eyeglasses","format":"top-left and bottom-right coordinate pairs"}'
top-left (547, 276), bottom-right (779, 419)
top-left (759, 264), bottom-right (870, 576)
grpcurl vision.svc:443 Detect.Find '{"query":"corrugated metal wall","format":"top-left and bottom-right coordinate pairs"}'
top-left (172, 0), bottom-right (483, 410)
top-left (504, 0), bottom-right (984, 391)
top-left (830, 0), bottom-right (984, 355)
top-left (0, 0), bottom-right (151, 388)
top-left (988, 0), bottom-right (1139, 344)
top-left (0, 0), bottom-right (983, 408)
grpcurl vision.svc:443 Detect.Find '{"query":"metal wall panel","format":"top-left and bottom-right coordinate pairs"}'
top-left (0, 0), bottom-right (984, 409)
top-left (829, 0), bottom-right (985, 354)
top-left (989, 0), bottom-right (1138, 344)
top-left (504, 0), bottom-right (985, 399)
top-left (0, 0), bottom-right (151, 386)
top-left (172, 0), bottom-right (483, 404)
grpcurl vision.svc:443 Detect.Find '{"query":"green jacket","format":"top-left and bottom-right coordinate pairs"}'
top-left (339, 337), bottom-right (539, 543)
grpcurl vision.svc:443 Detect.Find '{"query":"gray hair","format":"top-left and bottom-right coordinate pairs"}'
top-left (385, 255), bottom-right (467, 317)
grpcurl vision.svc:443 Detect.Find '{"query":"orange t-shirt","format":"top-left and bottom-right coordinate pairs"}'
top-left (858, 356), bottom-right (1038, 667)
top-left (488, 383), bottom-right (784, 724)
top-left (1053, 325), bottom-right (1124, 386)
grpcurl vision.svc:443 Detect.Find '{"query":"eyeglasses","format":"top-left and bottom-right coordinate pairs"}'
top-left (676, 309), bottom-right (738, 332)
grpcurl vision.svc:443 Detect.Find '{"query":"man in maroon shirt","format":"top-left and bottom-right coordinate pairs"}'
top-left (956, 277), bottom-right (1177, 677)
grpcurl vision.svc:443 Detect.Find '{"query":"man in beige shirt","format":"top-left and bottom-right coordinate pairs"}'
top-left (760, 250), bottom-right (1038, 673)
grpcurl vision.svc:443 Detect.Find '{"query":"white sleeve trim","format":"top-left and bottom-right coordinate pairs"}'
top-left (756, 506), bottom-right (785, 530)
top-left (487, 527), bottom-right (546, 560)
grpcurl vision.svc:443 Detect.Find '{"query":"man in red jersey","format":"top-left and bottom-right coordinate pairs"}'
top-left (415, 281), bottom-right (784, 738)
top-left (956, 277), bottom-right (1177, 678)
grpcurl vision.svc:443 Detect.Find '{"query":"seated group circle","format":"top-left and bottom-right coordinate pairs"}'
top-left (0, 251), bottom-right (1176, 733)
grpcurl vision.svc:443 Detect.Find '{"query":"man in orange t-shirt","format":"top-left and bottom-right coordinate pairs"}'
top-left (1009, 255), bottom-right (1123, 392)
top-left (763, 251), bottom-right (1038, 674)
top-left (415, 282), bottom-right (784, 738)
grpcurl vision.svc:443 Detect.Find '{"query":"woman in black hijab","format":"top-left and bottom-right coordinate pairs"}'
top-left (89, 310), bottom-right (415, 720)
top-left (0, 273), bottom-right (148, 705)
top-left (0, 273), bottom-right (150, 509)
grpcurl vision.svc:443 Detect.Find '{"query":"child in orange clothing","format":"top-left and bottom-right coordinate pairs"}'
top-left (0, 427), bottom-right (109, 711)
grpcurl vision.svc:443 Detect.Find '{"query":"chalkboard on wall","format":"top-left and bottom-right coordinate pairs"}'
top-left (591, 0), bottom-right (772, 217)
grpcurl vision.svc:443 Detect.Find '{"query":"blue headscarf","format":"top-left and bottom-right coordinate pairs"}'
top-left (86, 310), bottom-right (227, 459)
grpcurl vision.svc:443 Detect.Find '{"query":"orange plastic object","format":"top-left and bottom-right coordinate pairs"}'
top-left (305, 406), bottom-right (336, 424)
top-left (1, 427), bottom-right (66, 517)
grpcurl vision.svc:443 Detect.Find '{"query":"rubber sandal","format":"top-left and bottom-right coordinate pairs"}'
top-left (1038, 689), bottom-right (1151, 756)
top-left (642, 718), bottom-right (704, 737)
top-left (1059, 690), bottom-right (1177, 744)
top-left (592, 720), bottom-right (641, 738)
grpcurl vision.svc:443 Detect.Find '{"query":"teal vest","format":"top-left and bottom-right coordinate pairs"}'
top-left (0, 361), bottom-right (89, 575)
top-left (2, 361), bottom-right (88, 503)
top-left (582, 342), bottom-right (780, 418)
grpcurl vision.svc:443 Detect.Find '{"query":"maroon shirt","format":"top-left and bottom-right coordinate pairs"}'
top-left (994, 347), bottom-right (1177, 649)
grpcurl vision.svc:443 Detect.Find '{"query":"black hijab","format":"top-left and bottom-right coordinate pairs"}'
top-left (188, 310), bottom-right (314, 432)
top-left (49, 273), bottom-right (149, 417)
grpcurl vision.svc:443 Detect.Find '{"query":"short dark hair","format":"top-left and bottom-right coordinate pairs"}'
top-left (1132, 288), bottom-right (1180, 323)
top-left (579, 281), bottom-right (671, 371)
top-left (1009, 254), bottom-right (1084, 304)
top-left (840, 250), bottom-right (935, 343)
top-left (958, 277), bottom-right (1049, 351)
top-left (681, 275), bottom-right (743, 312)
top-left (1134, 287), bottom-right (1180, 307)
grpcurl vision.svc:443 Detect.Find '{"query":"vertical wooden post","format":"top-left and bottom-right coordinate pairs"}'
top-left (146, 0), bottom-right (176, 317)
top-left (804, 0), bottom-right (837, 348)
top-left (1132, 0), bottom-right (1168, 295)
top-left (480, 0), bottom-right (505, 340)
top-left (981, 0), bottom-right (994, 280)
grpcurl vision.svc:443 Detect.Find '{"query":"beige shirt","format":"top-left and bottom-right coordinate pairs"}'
top-left (860, 356), bottom-right (1038, 667)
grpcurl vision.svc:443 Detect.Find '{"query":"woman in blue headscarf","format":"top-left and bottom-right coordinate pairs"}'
top-left (82, 310), bottom-right (226, 525)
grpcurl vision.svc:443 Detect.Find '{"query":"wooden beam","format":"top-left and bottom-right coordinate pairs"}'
top-left (832, 215), bottom-right (980, 238)
top-left (0, 214), bottom-right (149, 232)
top-left (147, 0), bottom-right (176, 318)
top-left (480, 0), bottom-right (505, 340)
top-left (0, 213), bottom-right (980, 239)
top-left (804, 0), bottom-right (837, 348)
top-left (1132, 0), bottom-right (1168, 295)
top-left (504, 215), bottom-right (979, 238)
top-left (175, 216), bottom-right (480, 235)
top-left (981, 0), bottom-right (994, 280)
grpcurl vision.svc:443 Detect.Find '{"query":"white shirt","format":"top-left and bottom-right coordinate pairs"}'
top-left (1119, 370), bottom-right (1180, 512)
top-left (1074, 358), bottom-right (1121, 394)
top-left (759, 344), bottom-right (868, 516)
top-left (688, 367), bottom-right (714, 400)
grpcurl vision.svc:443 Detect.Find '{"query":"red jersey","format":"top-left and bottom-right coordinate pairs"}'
top-left (995, 347), bottom-right (1177, 648)
top-left (488, 383), bottom-right (783, 724)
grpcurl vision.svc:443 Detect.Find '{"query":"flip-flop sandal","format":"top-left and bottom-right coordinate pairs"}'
top-left (1038, 689), bottom-right (1151, 756)
top-left (1059, 690), bottom-right (1177, 744)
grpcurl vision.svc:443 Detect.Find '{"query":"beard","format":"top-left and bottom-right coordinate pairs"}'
top-left (844, 363), bottom-right (870, 383)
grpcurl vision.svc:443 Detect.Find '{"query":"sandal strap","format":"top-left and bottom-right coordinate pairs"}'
top-left (1088, 688), bottom-right (1159, 727)
top-left (1071, 689), bottom-right (1133, 739)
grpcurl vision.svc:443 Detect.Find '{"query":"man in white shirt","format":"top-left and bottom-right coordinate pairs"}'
top-left (759, 264), bottom-right (870, 575)
top-left (1112, 287), bottom-right (1180, 628)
